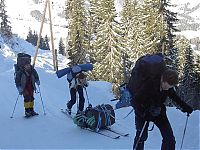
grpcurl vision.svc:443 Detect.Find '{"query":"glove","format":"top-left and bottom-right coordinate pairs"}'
top-left (36, 80), bottom-right (40, 86)
top-left (181, 105), bottom-right (193, 114)
top-left (17, 86), bottom-right (23, 95)
top-left (84, 83), bottom-right (88, 87)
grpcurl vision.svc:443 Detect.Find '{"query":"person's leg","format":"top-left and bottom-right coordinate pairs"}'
top-left (77, 86), bottom-right (85, 111)
top-left (154, 114), bottom-right (176, 150)
top-left (23, 96), bottom-right (32, 117)
top-left (29, 98), bottom-right (38, 115)
top-left (133, 114), bottom-right (149, 150)
top-left (67, 88), bottom-right (77, 109)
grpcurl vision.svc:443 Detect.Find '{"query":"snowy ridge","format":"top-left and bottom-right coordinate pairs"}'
top-left (6, 0), bottom-right (67, 49)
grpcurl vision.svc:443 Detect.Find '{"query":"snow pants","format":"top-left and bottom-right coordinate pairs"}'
top-left (23, 78), bottom-right (35, 112)
top-left (67, 85), bottom-right (85, 111)
top-left (133, 113), bottom-right (176, 150)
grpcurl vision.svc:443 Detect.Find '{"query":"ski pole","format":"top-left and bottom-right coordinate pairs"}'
top-left (84, 87), bottom-right (91, 107)
top-left (37, 85), bottom-right (46, 115)
top-left (76, 89), bottom-right (79, 112)
top-left (10, 94), bottom-right (20, 118)
top-left (133, 121), bottom-right (148, 150)
top-left (180, 113), bottom-right (190, 150)
top-left (110, 98), bottom-right (119, 101)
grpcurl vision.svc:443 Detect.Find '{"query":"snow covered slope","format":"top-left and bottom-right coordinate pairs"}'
top-left (6, 0), bottom-right (67, 49)
top-left (170, 0), bottom-right (200, 39)
top-left (5, 0), bottom-right (200, 44)
top-left (0, 36), bottom-right (199, 149)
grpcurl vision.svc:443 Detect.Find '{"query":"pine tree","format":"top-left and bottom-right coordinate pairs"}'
top-left (159, 0), bottom-right (179, 51)
top-left (193, 55), bottom-right (200, 109)
top-left (39, 37), bottom-right (46, 50)
top-left (26, 29), bottom-right (50, 50)
top-left (85, 0), bottom-right (101, 64)
top-left (0, 0), bottom-right (12, 37)
top-left (120, 0), bottom-right (137, 61)
top-left (174, 36), bottom-right (189, 75)
top-left (26, 28), bottom-right (34, 43)
top-left (59, 37), bottom-right (65, 55)
top-left (165, 47), bottom-right (179, 70)
top-left (179, 45), bottom-right (197, 108)
top-left (160, 0), bottom-right (179, 68)
top-left (32, 31), bottom-right (38, 46)
top-left (92, 0), bottom-right (125, 95)
top-left (66, 0), bottom-right (89, 65)
top-left (44, 34), bottom-right (50, 50)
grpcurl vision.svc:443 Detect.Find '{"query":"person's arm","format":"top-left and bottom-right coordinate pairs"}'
top-left (15, 70), bottom-right (23, 94)
top-left (69, 78), bottom-right (76, 89)
top-left (15, 70), bottom-right (22, 87)
top-left (168, 88), bottom-right (193, 114)
top-left (32, 68), bottom-right (39, 82)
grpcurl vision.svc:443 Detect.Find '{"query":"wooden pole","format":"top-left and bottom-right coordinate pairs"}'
top-left (32, 0), bottom-right (48, 67)
top-left (48, 0), bottom-right (57, 71)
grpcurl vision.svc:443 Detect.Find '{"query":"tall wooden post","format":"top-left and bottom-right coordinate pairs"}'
top-left (32, 0), bottom-right (48, 68)
top-left (32, 0), bottom-right (57, 71)
top-left (48, 0), bottom-right (57, 71)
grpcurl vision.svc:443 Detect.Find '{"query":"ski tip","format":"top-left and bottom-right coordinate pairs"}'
top-left (124, 134), bottom-right (129, 136)
top-left (115, 136), bottom-right (120, 139)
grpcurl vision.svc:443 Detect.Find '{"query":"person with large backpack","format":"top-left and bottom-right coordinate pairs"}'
top-left (14, 53), bottom-right (40, 117)
top-left (127, 53), bottom-right (193, 150)
top-left (66, 72), bottom-right (89, 115)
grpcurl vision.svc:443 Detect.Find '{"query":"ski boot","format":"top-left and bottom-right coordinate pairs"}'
top-left (30, 108), bottom-right (39, 116)
top-left (67, 107), bottom-right (71, 115)
top-left (76, 110), bottom-right (85, 115)
top-left (66, 102), bottom-right (72, 115)
top-left (25, 109), bottom-right (32, 118)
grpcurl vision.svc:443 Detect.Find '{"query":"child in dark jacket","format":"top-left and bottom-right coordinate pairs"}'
top-left (15, 63), bottom-right (40, 117)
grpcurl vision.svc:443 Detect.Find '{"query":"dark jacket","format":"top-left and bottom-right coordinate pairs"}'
top-left (128, 72), bottom-right (191, 117)
top-left (15, 66), bottom-right (39, 92)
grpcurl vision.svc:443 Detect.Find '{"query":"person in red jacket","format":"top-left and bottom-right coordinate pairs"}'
top-left (15, 63), bottom-right (40, 117)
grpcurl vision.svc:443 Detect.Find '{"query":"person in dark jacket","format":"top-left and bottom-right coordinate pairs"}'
top-left (15, 63), bottom-right (40, 117)
top-left (128, 66), bottom-right (193, 150)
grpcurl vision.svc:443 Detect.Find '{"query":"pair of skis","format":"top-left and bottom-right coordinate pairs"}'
top-left (61, 108), bottom-right (129, 139)
top-left (86, 127), bottom-right (129, 139)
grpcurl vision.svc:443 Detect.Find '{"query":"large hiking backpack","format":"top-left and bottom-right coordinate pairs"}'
top-left (115, 83), bottom-right (132, 109)
top-left (14, 53), bottom-right (31, 73)
top-left (85, 104), bottom-right (115, 130)
top-left (73, 104), bottom-right (115, 131)
top-left (134, 53), bottom-right (165, 78)
top-left (128, 53), bottom-right (166, 95)
top-left (114, 54), bottom-right (166, 109)
top-left (16, 53), bottom-right (31, 67)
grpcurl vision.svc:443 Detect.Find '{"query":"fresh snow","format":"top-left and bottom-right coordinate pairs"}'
top-left (6, 0), bottom-right (68, 49)
top-left (0, 36), bottom-right (199, 149)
